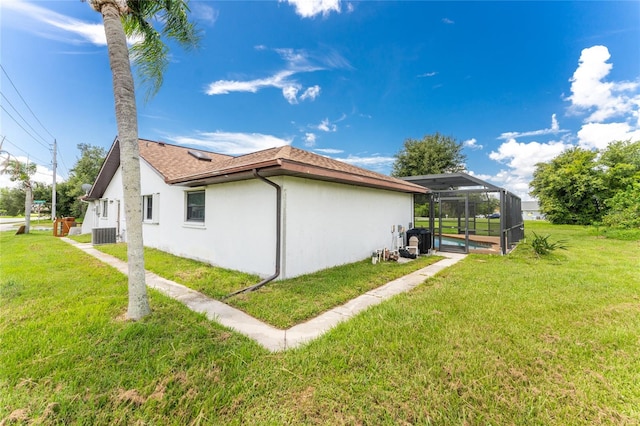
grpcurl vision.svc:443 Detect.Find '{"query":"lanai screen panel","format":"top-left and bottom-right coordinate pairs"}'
top-left (402, 173), bottom-right (524, 254)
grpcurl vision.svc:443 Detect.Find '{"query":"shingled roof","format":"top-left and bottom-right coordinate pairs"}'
top-left (87, 138), bottom-right (427, 199)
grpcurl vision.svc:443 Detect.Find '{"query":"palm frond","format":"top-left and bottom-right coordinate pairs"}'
top-left (124, 0), bottom-right (200, 99)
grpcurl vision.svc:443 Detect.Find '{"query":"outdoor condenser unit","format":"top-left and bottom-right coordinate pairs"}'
top-left (92, 227), bottom-right (117, 245)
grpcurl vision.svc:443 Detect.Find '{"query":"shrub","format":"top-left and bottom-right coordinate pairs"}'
top-left (530, 231), bottom-right (568, 256)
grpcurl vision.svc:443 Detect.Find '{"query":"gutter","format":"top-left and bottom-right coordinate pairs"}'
top-left (223, 168), bottom-right (282, 299)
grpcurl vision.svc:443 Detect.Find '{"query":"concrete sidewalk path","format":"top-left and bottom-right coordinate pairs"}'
top-left (62, 238), bottom-right (465, 352)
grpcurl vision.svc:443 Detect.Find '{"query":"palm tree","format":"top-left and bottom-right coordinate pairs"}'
top-left (1, 158), bottom-right (37, 233)
top-left (87, 0), bottom-right (199, 320)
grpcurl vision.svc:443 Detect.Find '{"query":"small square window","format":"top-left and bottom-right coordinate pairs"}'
top-left (186, 190), bottom-right (205, 222)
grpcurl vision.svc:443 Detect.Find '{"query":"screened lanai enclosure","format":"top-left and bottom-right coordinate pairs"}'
top-left (402, 173), bottom-right (524, 255)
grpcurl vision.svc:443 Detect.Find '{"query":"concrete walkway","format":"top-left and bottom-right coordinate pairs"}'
top-left (62, 238), bottom-right (465, 352)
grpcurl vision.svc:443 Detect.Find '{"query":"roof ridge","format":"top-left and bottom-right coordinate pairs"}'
top-left (283, 146), bottom-right (409, 185)
top-left (277, 144), bottom-right (293, 159)
top-left (137, 138), bottom-right (233, 158)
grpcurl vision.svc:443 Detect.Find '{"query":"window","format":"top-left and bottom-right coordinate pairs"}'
top-left (101, 199), bottom-right (108, 218)
top-left (186, 190), bottom-right (205, 222)
top-left (143, 195), bottom-right (153, 222)
top-left (142, 194), bottom-right (159, 224)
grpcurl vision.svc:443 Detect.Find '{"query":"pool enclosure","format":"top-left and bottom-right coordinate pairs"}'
top-left (402, 173), bottom-right (524, 255)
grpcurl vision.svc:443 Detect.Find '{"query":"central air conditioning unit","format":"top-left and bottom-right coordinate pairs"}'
top-left (92, 227), bottom-right (117, 245)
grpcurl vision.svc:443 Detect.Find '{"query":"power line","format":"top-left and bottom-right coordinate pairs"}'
top-left (0, 104), bottom-right (51, 149)
top-left (56, 145), bottom-right (71, 176)
top-left (0, 91), bottom-right (51, 147)
top-left (1, 136), bottom-right (49, 166)
top-left (0, 63), bottom-right (56, 140)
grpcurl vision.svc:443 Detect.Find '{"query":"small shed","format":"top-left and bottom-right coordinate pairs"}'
top-left (402, 173), bottom-right (524, 255)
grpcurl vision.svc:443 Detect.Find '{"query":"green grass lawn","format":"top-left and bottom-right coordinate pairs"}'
top-left (1, 223), bottom-right (639, 424)
top-left (93, 242), bottom-right (441, 328)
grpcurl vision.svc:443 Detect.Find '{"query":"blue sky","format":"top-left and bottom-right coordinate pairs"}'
top-left (1, 0), bottom-right (639, 200)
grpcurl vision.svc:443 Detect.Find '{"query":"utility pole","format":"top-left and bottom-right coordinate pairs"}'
top-left (52, 139), bottom-right (57, 219)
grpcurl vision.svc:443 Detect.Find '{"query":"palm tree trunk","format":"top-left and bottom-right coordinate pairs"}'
top-left (100, 1), bottom-right (151, 320)
top-left (24, 185), bottom-right (32, 234)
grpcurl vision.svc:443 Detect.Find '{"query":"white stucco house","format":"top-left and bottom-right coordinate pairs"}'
top-left (83, 138), bottom-right (428, 280)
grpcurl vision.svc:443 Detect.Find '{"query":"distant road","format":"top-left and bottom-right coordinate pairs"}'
top-left (0, 217), bottom-right (50, 232)
top-left (0, 218), bottom-right (23, 232)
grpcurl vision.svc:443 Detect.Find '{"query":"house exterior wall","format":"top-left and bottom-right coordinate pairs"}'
top-left (83, 168), bottom-right (124, 236)
top-left (280, 176), bottom-right (414, 278)
top-left (521, 200), bottom-right (544, 221)
top-left (138, 163), bottom-right (276, 277)
top-left (87, 164), bottom-right (414, 280)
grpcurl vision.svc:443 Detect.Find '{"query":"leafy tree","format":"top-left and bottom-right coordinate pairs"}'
top-left (0, 187), bottom-right (25, 216)
top-left (391, 133), bottom-right (466, 177)
top-left (530, 141), bottom-right (640, 226)
top-left (530, 147), bottom-right (605, 225)
top-left (32, 182), bottom-right (52, 216)
top-left (57, 144), bottom-right (106, 218)
top-left (87, 0), bottom-right (199, 320)
top-left (1, 159), bottom-right (37, 232)
top-left (599, 140), bottom-right (640, 197)
top-left (602, 182), bottom-right (640, 228)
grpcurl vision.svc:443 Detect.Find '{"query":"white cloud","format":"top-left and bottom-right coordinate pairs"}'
top-left (485, 169), bottom-right (534, 201)
top-left (304, 133), bottom-right (317, 147)
top-left (169, 131), bottom-right (292, 155)
top-left (317, 118), bottom-right (337, 132)
top-left (314, 148), bottom-right (344, 154)
top-left (205, 47), bottom-right (347, 103)
top-left (567, 45), bottom-right (640, 123)
top-left (442, 18), bottom-right (455, 24)
top-left (205, 70), bottom-right (295, 95)
top-left (463, 138), bottom-right (483, 150)
top-left (300, 85), bottom-right (321, 101)
top-left (467, 171), bottom-right (493, 182)
top-left (191, 3), bottom-right (219, 25)
top-left (418, 72), bottom-right (438, 78)
top-left (282, 0), bottom-right (342, 18)
top-left (577, 122), bottom-right (640, 150)
top-left (489, 138), bottom-right (571, 177)
top-left (282, 85), bottom-right (300, 104)
top-left (3, 0), bottom-right (106, 45)
top-left (487, 138), bottom-right (572, 199)
top-left (485, 45), bottom-right (640, 200)
top-left (498, 114), bottom-right (569, 140)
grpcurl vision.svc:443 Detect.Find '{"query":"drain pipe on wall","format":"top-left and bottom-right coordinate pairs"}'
top-left (223, 169), bottom-right (282, 299)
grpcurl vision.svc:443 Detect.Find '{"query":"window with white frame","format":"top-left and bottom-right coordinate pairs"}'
top-left (143, 194), bottom-right (153, 222)
top-left (142, 194), bottom-right (159, 223)
top-left (185, 190), bottom-right (205, 222)
top-left (101, 199), bottom-right (109, 218)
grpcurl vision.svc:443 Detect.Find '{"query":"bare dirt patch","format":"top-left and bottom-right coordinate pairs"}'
top-left (115, 388), bottom-right (146, 406)
top-left (1, 409), bottom-right (29, 425)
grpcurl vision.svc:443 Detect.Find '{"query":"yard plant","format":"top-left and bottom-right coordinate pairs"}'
top-left (2, 222), bottom-right (639, 424)
top-left (529, 231), bottom-right (569, 256)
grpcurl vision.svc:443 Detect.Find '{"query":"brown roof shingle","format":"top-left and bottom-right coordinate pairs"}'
top-left (163, 143), bottom-right (426, 193)
top-left (89, 138), bottom-right (427, 198)
top-left (138, 138), bottom-right (232, 182)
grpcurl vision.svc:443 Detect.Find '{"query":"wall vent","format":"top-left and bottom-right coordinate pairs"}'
top-left (92, 227), bottom-right (117, 245)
